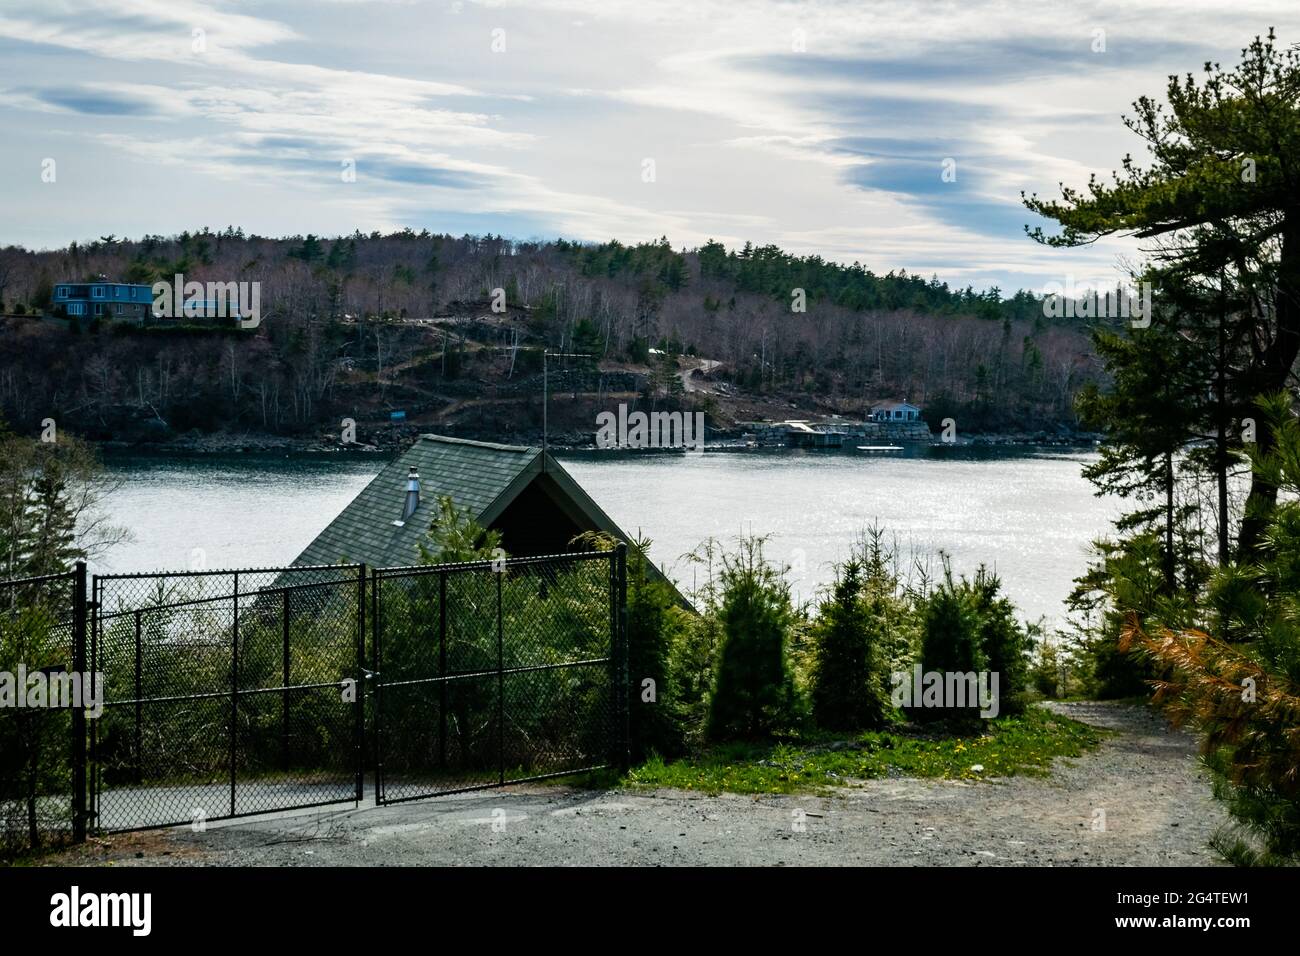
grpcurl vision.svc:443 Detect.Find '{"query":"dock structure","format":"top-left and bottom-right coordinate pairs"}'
top-left (785, 421), bottom-right (845, 448)
top-left (736, 417), bottom-right (931, 447)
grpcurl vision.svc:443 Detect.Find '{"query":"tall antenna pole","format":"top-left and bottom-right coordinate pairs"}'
top-left (541, 349), bottom-right (592, 473)
top-left (543, 349), bottom-right (549, 471)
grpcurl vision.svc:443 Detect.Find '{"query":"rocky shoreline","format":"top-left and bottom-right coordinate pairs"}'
top-left (100, 425), bottom-right (1101, 456)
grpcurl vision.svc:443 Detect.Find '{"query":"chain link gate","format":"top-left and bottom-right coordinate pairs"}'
top-left (372, 547), bottom-right (628, 804)
top-left (6, 549), bottom-right (626, 841)
top-left (89, 564), bottom-right (366, 832)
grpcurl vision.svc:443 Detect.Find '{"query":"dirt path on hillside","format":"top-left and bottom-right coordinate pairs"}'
top-left (45, 702), bottom-right (1226, 867)
top-left (680, 357), bottom-right (721, 393)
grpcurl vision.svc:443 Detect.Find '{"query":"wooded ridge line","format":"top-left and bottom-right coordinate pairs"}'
top-left (0, 231), bottom-right (1104, 446)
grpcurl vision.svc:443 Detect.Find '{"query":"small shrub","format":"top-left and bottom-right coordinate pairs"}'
top-left (1029, 632), bottom-right (1066, 698)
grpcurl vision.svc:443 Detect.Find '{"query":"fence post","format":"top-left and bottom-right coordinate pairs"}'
top-left (496, 570), bottom-right (504, 787)
top-left (355, 564), bottom-right (366, 804)
top-left (439, 570), bottom-right (447, 771)
top-left (229, 571), bottom-right (239, 818)
top-left (615, 543), bottom-right (630, 774)
top-left (71, 561), bottom-right (87, 844)
top-left (372, 569), bottom-right (383, 804)
top-left (281, 589), bottom-right (290, 771)
top-left (88, 575), bottom-right (99, 833)
top-left (133, 610), bottom-right (142, 785)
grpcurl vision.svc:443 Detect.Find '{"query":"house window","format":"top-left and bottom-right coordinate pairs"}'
top-left (115, 304), bottom-right (123, 314)
top-left (68, 303), bottom-right (83, 315)
top-left (56, 286), bottom-right (68, 298)
top-left (93, 287), bottom-right (105, 298)
top-left (115, 286), bottom-right (125, 298)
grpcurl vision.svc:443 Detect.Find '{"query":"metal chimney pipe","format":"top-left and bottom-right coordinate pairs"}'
top-left (403, 466), bottom-right (420, 521)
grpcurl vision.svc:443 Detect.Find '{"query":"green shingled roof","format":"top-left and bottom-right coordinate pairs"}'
top-left (292, 435), bottom-right (544, 569)
top-left (292, 434), bottom-right (691, 609)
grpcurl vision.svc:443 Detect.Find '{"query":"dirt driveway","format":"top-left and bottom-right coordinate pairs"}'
top-left (47, 702), bottom-right (1227, 867)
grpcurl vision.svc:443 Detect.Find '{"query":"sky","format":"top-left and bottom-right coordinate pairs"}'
top-left (2, 0), bottom-right (1299, 294)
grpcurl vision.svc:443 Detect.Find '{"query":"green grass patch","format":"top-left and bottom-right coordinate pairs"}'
top-left (624, 707), bottom-right (1108, 795)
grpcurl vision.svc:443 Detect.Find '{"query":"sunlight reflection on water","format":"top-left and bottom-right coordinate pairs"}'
top-left (100, 446), bottom-right (1116, 625)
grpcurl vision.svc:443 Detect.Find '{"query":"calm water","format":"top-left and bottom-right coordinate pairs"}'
top-left (98, 446), bottom-right (1117, 624)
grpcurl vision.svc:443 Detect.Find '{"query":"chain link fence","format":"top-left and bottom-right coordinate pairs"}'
top-left (1, 549), bottom-right (627, 854)
top-left (373, 547), bottom-right (627, 803)
top-left (0, 567), bottom-right (85, 856)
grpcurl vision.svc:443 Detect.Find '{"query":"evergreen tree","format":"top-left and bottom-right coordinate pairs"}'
top-left (810, 558), bottom-right (892, 731)
top-left (1025, 30), bottom-right (1300, 559)
top-left (1067, 532), bottom-right (1193, 698)
top-left (1074, 304), bottom-right (1209, 594)
top-left (0, 426), bottom-right (33, 580)
top-left (569, 529), bottom-right (687, 758)
top-left (571, 318), bottom-right (604, 365)
top-left (707, 536), bottom-right (801, 740)
top-left (1128, 393), bottom-right (1300, 862)
top-left (623, 534), bottom-right (684, 760)
top-left (1065, 292), bottom-right (1213, 693)
top-left (417, 496), bottom-right (502, 564)
top-left (914, 569), bottom-right (986, 724)
top-left (0, 428), bottom-right (108, 580)
top-left (22, 452), bottom-right (84, 578)
top-left (971, 568), bottom-right (1030, 716)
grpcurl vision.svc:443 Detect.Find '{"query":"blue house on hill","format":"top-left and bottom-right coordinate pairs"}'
top-left (53, 281), bottom-right (154, 321)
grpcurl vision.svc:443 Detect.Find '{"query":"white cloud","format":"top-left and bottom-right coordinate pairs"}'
top-left (3, 0), bottom-right (1300, 289)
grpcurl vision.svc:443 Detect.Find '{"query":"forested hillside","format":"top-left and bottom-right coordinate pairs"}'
top-left (0, 230), bottom-right (1102, 444)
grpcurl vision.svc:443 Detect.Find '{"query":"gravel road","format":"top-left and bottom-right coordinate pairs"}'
top-left (50, 701), bottom-right (1227, 867)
